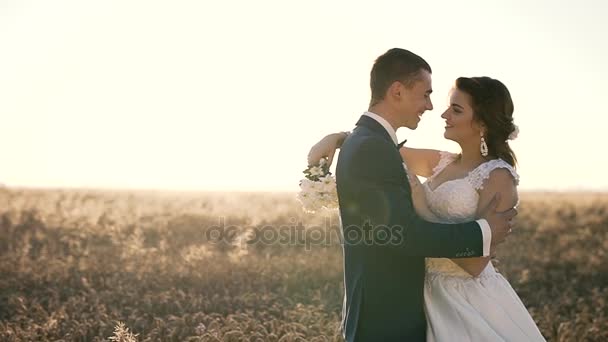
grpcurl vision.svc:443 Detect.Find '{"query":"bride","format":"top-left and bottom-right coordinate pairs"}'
top-left (308, 76), bottom-right (546, 341)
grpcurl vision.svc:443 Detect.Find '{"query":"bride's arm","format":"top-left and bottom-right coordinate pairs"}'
top-left (307, 132), bottom-right (349, 166)
top-left (307, 132), bottom-right (442, 220)
top-left (308, 132), bottom-right (442, 178)
top-left (399, 148), bottom-right (442, 178)
top-left (450, 168), bottom-right (519, 277)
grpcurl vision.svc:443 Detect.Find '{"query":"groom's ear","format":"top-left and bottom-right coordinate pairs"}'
top-left (388, 81), bottom-right (403, 102)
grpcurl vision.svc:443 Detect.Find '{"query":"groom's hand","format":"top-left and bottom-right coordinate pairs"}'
top-left (479, 193), bottom-right (518, 247)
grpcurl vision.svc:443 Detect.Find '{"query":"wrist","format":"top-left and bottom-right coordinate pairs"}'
top-left (335, 131), bottom-right (350, 148)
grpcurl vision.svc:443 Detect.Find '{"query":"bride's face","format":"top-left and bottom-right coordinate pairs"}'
top-left (441, 89), bottom-right (484, 144)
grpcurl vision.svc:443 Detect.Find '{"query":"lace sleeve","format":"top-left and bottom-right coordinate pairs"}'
top-left (430, 151), bottom-right (458, 179)
top-left (467, 159), bottom-right (519, 190)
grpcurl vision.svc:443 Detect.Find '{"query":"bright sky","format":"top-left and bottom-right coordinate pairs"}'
top-left (1, 0), bottom-right (607, 192)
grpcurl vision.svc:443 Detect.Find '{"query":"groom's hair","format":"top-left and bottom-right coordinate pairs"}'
top-left (369, 48), bottom-right (432, 106)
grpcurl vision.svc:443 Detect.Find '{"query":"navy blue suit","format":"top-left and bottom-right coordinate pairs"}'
top-left (337, 115), bottom-right (484, 341)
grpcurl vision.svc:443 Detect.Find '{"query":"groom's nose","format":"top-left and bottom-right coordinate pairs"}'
top-left (426, 98), bottom-right (433, 111)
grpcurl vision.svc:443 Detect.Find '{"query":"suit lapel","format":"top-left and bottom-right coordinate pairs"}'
top-left (355, 115), bottom-right (413, 193)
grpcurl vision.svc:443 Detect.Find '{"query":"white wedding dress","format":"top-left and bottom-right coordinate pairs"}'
top-left (421, 152), bottom-right (546, 342)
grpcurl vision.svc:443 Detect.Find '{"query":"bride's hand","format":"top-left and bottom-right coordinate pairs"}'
top-left (409, 173), bottom-right (427, 211)
top-left (307, 132), bottom-right (347, 166)
top-left (404, 161), bottom-right (435, 220)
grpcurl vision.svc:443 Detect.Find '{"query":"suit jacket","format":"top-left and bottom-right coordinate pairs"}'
top-left (337, 115), bottom-right (484, 342)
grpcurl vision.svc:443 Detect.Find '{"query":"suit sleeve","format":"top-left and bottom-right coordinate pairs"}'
top-left (345, 137), bottom-right (484, 258)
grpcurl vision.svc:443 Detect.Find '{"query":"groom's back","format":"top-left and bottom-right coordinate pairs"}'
top-left (336, 123), bottom-right (427, 342)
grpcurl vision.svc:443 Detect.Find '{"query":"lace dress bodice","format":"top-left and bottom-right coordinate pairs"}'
top-left (421, 151), bottom-right (519, 278)
top-left (419, 153), bottom-right (546, 341)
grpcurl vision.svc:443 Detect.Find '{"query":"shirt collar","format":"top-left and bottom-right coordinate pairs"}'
top-left (363, 111), bottom-right (398, 145)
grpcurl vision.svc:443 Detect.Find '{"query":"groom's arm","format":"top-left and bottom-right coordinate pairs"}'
top-left (347, 137), bottom-right (485, 258)
top-left (451, 168), bottom-right (519, 275)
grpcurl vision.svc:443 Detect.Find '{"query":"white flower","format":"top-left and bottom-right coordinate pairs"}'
top-left (297, 188), bottom-right (320, 212)
top-left (299, 178), bottom-right (315, 191)
top-left (309, 166), bottom-right (323, 177)
top-left (297, 173), bottom-right (339, 213)
top-left (297, 188), bottom-right (310, 200)
top-left (508, 124), bottom-right (519, 140)
top-left (319, 174), bottom-right (334, 185)
top-left (324, 184), bottom-right (336, 195)
top-left (310, 180), bottom-right (323, 192)
top-left (320, 174), bottom-right (333, 184)
top-left (319, 176), bottom-right (336, 193)
top-left (298, 157), bottom-right (339, 213)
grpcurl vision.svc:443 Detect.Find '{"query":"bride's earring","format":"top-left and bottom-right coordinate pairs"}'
top-left (480, 132), bottom-right (488, 157)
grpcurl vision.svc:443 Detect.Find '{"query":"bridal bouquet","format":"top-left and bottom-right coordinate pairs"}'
top-left (297, 158), bottom-right (339, 213)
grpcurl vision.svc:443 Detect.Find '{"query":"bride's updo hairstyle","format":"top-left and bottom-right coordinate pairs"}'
top-left (455, 77), bottom-right (518, 167)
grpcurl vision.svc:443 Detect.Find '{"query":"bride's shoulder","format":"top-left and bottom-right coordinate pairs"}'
top-left (468, 159), bottom-right (519, 190)
top-left (432, 151), bottom-right (459, 174)
top-left (438, 150), bottom-right (459, 160)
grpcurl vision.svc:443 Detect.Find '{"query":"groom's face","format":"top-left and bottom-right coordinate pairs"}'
top-left (395, 70), bottom-right (434, 130)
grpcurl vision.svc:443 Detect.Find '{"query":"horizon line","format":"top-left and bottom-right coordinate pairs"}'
top-left (3, 184), bottom-right (608, 194)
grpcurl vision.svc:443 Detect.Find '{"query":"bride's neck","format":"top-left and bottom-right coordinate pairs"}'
top-left (458, 143), bottom-right (489, 169)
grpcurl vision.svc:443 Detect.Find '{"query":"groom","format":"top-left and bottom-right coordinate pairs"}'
top-left (336, 48), bottom-right (516, 341)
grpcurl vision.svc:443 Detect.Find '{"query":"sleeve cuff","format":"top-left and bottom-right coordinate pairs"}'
top-left (476, 219), bottom-right (492, 257)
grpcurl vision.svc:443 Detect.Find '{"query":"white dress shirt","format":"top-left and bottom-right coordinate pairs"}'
top-left (363, 111), bottom-right (398, 145)
top-left (362, 111), bottom-right (492, 256)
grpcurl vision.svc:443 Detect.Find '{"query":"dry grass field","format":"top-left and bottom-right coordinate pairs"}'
top-left (0, 188), bottom-right (606, 341)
